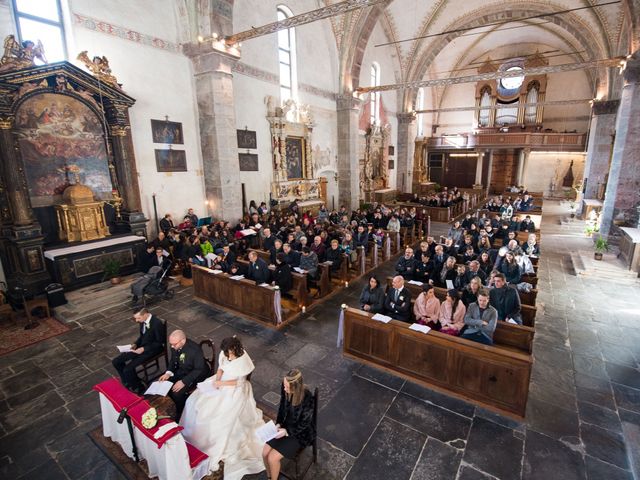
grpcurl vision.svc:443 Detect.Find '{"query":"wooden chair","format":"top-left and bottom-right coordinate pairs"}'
top-left (281, 387), bottom-right (319, 480)
top-left (199, 339), bottom-right (216, 375)
top-left (25, 297), bottom-right (51, 320)
top-left (135, 319), bottom-right (168, 384)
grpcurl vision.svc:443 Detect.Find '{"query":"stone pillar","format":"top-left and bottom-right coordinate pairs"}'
top-left (600, 52), bottom-right (640, 237)
top-left (519, 148), bottom-right (531, 187)
top-left (516, 149), bottom-right (525, 186)
top-left (336, 94), bottom-right (361, 210)
top-left (186, 47), bottom-right (243, 222)
top-left (0, 116), bottom-right (33, 226)
top-left (582, 100), bottom-right (618, 200)
top-left (396, 112), bottom-right (417, 193)
top-left (473, 151), bottom-right (483, 187)
top-left (485, 150), bottom-right (494, 194)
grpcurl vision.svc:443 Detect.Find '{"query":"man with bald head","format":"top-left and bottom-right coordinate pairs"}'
top-left (158, 330), bottom-right (209, 420)
top-left (383, 275), bottom-right (412, 323)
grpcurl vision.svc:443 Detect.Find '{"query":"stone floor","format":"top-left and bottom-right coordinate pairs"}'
top-left (1, 200), bottom-right (639, 480)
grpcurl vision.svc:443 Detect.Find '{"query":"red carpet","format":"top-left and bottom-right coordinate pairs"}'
top-left (0, 316), bottom-right (70, 356)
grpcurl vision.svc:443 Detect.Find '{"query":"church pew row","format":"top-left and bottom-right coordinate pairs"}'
top-left (385, 277), bottom-right (537, 327)
top-left (192, 265), bottom-right (294, 329)
top-left (342, 307), bottom-right (532, 418)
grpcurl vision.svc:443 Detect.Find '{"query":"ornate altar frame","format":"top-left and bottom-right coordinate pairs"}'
top-left (0, 61), bottom-right (147, 291)
top-left (360, 124), bottom-right (391, 202)
top-left (266, 97), bottom-right (320, 204)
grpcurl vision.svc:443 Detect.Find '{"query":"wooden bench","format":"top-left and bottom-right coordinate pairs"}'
top-left (342, 307), bottom-right (532, 418)
top-left (192, 265), bottom-right (293, 329)
top-left (237, 258), bottom-right (309, 308)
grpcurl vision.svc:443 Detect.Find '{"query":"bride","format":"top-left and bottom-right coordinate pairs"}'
top-left (180, 336), bottom-right (265, 479)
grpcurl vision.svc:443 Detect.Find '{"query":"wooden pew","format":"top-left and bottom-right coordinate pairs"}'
top-left (342, 308), bottom-right (532, 418)
top-left (237, 258), bottom-right (309, 307)
top-left (192, 265), bottom-right (290, 328)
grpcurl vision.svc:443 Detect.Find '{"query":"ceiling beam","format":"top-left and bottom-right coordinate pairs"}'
top-left (356, 57), bottom-right (625, 93)
top-left (415, 98), bottom-right (593, 114)
top-left (225, 0), bottom-right (387, 45)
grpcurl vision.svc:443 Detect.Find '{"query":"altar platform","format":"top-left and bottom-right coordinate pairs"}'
top-left (44, 234), bottom-right (147, 290)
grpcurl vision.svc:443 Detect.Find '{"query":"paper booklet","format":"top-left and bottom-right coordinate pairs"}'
top-left (197, 380), bottom-right (221, 397)
top-left (210, 269), bottom-right (223, 274)
top-left (230, 275), bottom-right (245, 280)
top-left (144, 381), bottom-right (174, 396)
top-left (162, 249), bottom-right (170, 257)
top-left (409, 323), bottom-right (431, 334)
top-left (408, 280), bottom-right (423, 285)
top-left (117, 345), bottom-right (132, 353)
top-left (240, 229), bottom-right (257, 236)
top-left (255, 420), bottom-right (279, 443)
top-left (293, 267), bottom-right (305, 274)
top-left (446, 280), bottom-right (454, 290)
top-left (371, 313), bottom-right (392, 323)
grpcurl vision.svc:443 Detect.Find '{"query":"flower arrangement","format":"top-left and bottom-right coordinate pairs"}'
top-left (141, 407), bottom-right (158, 429)
top-left (179, 352), bottom-right (186, 363)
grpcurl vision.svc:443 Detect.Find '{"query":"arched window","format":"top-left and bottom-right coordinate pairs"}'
top-left (416, 87), bottom-right (425, 136)
top-left (525, 81), bottom-right (539, 124)
top-left (277, 5), bottom-right (297, 103)
top-left (370, 62), bottom-right (381, 125)
top-left (479, 86), bottom-right (492, 127)
top-left (13, 0), bottom-right (67, 62)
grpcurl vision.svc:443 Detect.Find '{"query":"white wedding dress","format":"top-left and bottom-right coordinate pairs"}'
top-left (180, 351), bottom-right (265, 479)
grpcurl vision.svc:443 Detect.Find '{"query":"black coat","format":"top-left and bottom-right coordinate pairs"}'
top-left (276, 385), bottom-right (315, 449)
top-left (273, 263), bottom-right (293, 293)
top-left (247, 258), bottom-right (271, 284)
top-left (168, 338), bottom-right (210, 388)
top-left (217, 250), bottom-right (236, 272)
top-left (325, 247), bottom-right (343, 273)
top-left (489, 285), bottom-right (522, 321)
top-left (395, 256), bottom-right (418, 279)
top-left (159, 218), bottom-right (174, 233)
top-left (359, 286), bottom-right (385, 313)
top-left (383, 286), bottom-right (412, 322)
top-left (133, 315), bottom-right (165, 356)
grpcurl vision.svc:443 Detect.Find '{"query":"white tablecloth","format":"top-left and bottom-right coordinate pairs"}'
top-left (45, 235), bottom-right (143, 260)
top-left (99, 394), bottom-right (210, 480)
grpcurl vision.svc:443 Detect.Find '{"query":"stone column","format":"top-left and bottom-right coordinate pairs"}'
top-left (0, 115), bottom-right (33, 226)
top-left (582, 100), bottom-right (618, 200)
top-left (485, 150), bottom-right (494, 194)
top-left (516, 149), bottom-right (525, 186)
top-left (186, 46), bottom-right (242, 222)
top-left (519, 148), bottom-right (531, 187)
top-left (473, 151), bottom-right (483, 187)
top-left (600, 52), bottom-right (640, 237)
top-left (336, 94), bottom-right (361, 210)
top-left (396, 112), bottom-right (417, 193)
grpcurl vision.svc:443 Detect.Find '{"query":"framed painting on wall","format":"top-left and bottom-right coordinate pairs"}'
top-left (388, 160), bottom-right (395, 170)
top-left (239, 153), bottom-right (259, 171)
top-left (237, 129), bottom-right (257, 149)
top-left (285, 136), bottom-right (304, 179)
top-left (151, 119), bottom-right (184, 144)
top-left (155, 149), bottom-right (187, 172)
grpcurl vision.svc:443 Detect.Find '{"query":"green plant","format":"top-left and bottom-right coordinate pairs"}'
top-left (434, 183), bottom-right (442, 192)
top-left (584, 225), bottom-right (597, 236)
top-left (360, 203), bottom-right (372, 211)
top-left (594, 236), bottom-right (609, 253)
top-left (102, 258), bottom-right (122, 279)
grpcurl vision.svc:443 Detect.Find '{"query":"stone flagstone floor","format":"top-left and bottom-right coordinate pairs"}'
top-left (0, 200), bottom-right (639, 479)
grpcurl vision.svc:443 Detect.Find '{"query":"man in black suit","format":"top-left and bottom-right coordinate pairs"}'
top-left (158, 329), bottom-right (209, 420)
top-left (355, 225), bottom-right (369, 254)
top-left (282, 243), bottom-right (301, 268)
top-left (262, 228), bottom-right (276, 252)
top-left (247, 250), bottom-right (271, 284)
top-left (214, 244), bottom-right (236, 272)
top-left (112, 308), bottom-right (165, 394)
top-left (489, 273), bottom-right (522, 325)
top-left (384, 275), bottom-right (412, 322)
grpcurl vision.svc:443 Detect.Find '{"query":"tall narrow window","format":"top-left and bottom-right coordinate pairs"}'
top-left (277, 5), bottom-right (297, 103)
top-left (370, 62), bottom-right (381, 124)
top-left (13, 0), bottom-right (67, 62)
top-left (416, 87), bottom-right (425, 136)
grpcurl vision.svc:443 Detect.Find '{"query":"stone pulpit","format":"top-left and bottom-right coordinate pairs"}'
top-left (55, 183), bottom-right (109, 242)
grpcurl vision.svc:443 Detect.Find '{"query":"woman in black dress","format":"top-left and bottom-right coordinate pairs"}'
top-left (262, 369), bottom-right (315, 480)
top-left (359, 276), bottom-right (385, 313)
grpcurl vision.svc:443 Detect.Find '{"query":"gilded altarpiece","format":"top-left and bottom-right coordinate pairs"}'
top-left (266, 97), bottom-right (320, 203)
top-left (360, 124), bottom-right (390, 202)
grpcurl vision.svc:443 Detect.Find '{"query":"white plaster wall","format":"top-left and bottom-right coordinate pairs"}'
top-left (0, 0), bottom-right (15, 38)
top-left (524, 152), bottom-right (586, 195)
top-left (67, 1), bottom-right (206, 233)
top-left (232, 0), bottom-right (340, 206)
top-left (359, 22), bottom-right (400, 190)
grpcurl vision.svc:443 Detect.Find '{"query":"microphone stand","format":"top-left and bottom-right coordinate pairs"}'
top-left (117, 407), bottom-right (140, 463)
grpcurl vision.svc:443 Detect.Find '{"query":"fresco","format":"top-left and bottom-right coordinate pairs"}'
top-left (15, 93), bottom-right (112, 207)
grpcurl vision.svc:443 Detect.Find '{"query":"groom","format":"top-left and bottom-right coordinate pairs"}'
top-left (158, 330), bottom-right (210, 420)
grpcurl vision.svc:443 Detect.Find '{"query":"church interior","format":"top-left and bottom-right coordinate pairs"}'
top-left (0, 0), bottom-right (639, 479)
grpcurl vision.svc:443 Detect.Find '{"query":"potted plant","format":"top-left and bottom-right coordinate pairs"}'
top-left (103, 258), bottom-right (122, 284)
top-left (594, 236), bottom-right (608, 261)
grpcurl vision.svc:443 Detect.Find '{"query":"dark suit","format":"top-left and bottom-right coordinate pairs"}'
top-left (167, 338), bottom-right (210, 419)
top-left (159, 218), bottom-right (174, 233)
top-left (489, 285), bottom-right (522, 324)
top-left (383, 286), bottom-right (412, 322)
top-left (263, 235), bottom-right (276, 252)
top-left (247, 258), bottom-right (271, 284)
top-left (217, 250), bottom-right (236, 272)
top-left (395, 256), bottom-right (417, 280)
top-left (112, 315), bottom-right (165, 391)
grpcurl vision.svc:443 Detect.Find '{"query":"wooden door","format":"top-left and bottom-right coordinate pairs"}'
top-left (444, 155), bottom-right (476, 188)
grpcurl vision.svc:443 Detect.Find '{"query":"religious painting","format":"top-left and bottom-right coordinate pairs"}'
top-left (25, 247), bottom-right (44, 273)
top-left (155, 149), bottom-right (187, 172)
top-left (236, 129), bottom-right (257, 149)
top-left (388, 145), bottom-right (395, 156)
top-left (239, 153), bottom-right (259, 171)
top-left (285, 137), bottom-right (304, 179)
top-left (151, 119), bottom-right (184, 144)
top-left (389, 160), bottom-right (395, 170)
top-left (15, 93), bottom-right (113, 208)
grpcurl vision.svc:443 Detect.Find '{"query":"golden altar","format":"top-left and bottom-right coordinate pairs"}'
top-left (54, 183), bottom-right (110, 242)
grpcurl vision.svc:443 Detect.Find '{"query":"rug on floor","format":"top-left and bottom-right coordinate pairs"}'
top-left (0, 316), bottom-right (70, 356)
